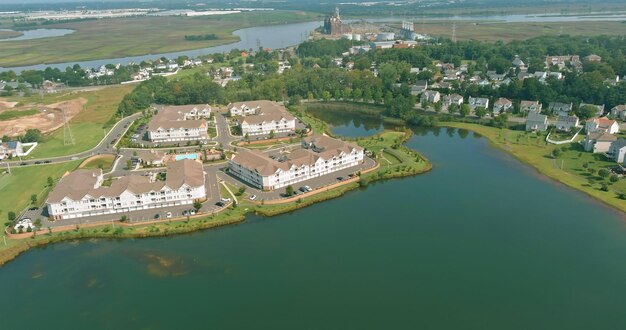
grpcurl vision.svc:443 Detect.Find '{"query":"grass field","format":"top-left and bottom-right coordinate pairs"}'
top-left (0, 161), bottom-right (80, 224)
top-left (0, 109), bottom-right (38, 121)
top-left (394, 20), bottom-right (626, 42)
top-left (0, 30), bottom-right (21, 40)
top-left (16, 85), bottom-right (133, 158)
top-left (0, 11), bottom-right (320, 67)
top-left (441, 122), bottom-right (626, 213)
top-left (80, 154), bottom-right (115, 171)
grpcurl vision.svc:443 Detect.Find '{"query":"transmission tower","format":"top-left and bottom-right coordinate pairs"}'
top-left (63, 109), bottom-right (75, 146)
top-left (452, 22), bottom-right (457, 43)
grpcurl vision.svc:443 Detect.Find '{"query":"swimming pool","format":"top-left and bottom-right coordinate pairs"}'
top-left (175, 154), bottom-right (198, 161)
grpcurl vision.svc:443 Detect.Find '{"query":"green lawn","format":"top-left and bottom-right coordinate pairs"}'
top-left (0, 11), bottom-right (320, 67)
top-left (80, 155), bottom-right (115, 171)
top-left (0, 161), bottom-right (80, 225)
top-left (0, 109), bottom-right (39, 121)
top-left (442, 122), bottom-right (626, 212)
top-left (20, 85), bottom-right (133, 158)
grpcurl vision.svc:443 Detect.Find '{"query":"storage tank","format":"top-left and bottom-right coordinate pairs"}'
top-left (352, 34), bottom-right (362, 41)
top-left (342, 34), bottom-right (353, 40)
top-left (377, 33), bottom-right (395, 41)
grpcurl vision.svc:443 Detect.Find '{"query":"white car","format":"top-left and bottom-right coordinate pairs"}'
top-left (303, 185), bottom-right (312, 192)
top-left (249, 194), bottom-right (257, 200)
top-left (221, 197), bottom-right (231, 203)
top-left (166, 211), bottom-right (172, 218)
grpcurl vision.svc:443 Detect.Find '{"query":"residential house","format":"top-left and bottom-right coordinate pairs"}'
top-left (229, 100), bottom-right (296, 136)
top-left (228, 135), bottom-right (364, 190)
top-left (548, 102), bottom-right (573, 116)
top-left (410, 80), bottom-right (429, 96)
top-left (610, 105), bottom-right (626, 120)
top-left (487, 71), bottom-right (506, 82)
top-left (520, 100), bottom-right (542, 113)
top-left (525, 112), bottom-right (549, 132)
top-left (468, 97), bottom-right (489, 110)
top-left (545, 55), bottom-right (581, 70)
top-left (608, 139), bottom-right (626, 163)
top-left (147, 105), bottom-right (211, 143)
top-left (555, 115), bottom-right (579, 131)
top-left (421, 90), bottom-right (441, 104)
top-left (585, 117), bottom-right (620, 134)
top-left (583, 132), bottom-right (617, 153)
top-left (46, 159), bottom-right (206, 220)
top-left (584, 54), bottom-right (602, 62)
top-left (0, 140), bottom-right (24, 159)
top-left (443, 94), bottom-right (464, 107)
top-left (493, 98), bottom-right (513, 115)
top-left (512, 55), bottom-right (525, 68)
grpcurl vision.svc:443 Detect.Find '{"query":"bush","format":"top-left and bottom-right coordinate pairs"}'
top-left (600, 184), bottom-right (609, 192)
top-left (7, 211), bottom-right (16, 221)
top-left (610, 175), bottom-right (619, 183)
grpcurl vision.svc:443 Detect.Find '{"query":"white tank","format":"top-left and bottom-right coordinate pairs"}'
top-left (342, 34), bottom-right (353, 40)
top-left (353, 34), bottom-right (362, 41)
top-left (377, 33), bottom-right (395, 41)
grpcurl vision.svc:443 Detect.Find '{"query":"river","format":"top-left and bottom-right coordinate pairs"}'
top-left (4, 11), bottom-right (626, 73)
top-left (0, 112), bottom-right (625, 329)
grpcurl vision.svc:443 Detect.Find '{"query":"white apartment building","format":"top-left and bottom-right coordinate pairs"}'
top-left (147, 104), bottom-right (211, 142)
top-left (46, 159), bottom-right (206, 220)
top-left (228, 135), bottom-right (364, 190)
top-left (228, 100), bottom-right (296, 136)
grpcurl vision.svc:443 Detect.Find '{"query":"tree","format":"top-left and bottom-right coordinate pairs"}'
top-left (285, 185), bottom-right (294, 196)
top-left (47, 176), bottom-right (54, 187)
top-left (434, 102), bottom-right (442, 113)
top-left (30, 194), bottom-right (38, 205)
top-left (269, 130), bottom-right (275, 139)
top-left (552, 148), bottom-right (562, 158)
top-left (600, 183), bottom-right (609, 192)
top-left (126, 159), bottom-right (133, 170)
top-left (475, 107), bottom-right (488, 118)
top-left (193, 200), bottom-right (202, 211)
top-left (448, 103), bottom-right (459, 114)
top-left (610, 175), bottom-right (619, 183)
top-left (23, 129), bottom-right (42, 143)
top-left (8, 211), bottom-right (16, 221)
top-left (598, 168), bottom-right (610, 179)
top-left (120, 215), bottom-right (128, 222)
top-left (459, 104), bottom-right (471, 117)
top-left (575, 105), bottom-right (599, 120)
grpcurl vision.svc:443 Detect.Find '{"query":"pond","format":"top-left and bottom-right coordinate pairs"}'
top-left (0, 28), bottom-right (75, 41)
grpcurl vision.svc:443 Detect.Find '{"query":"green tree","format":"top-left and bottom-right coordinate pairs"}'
top-left (285, 185), bottom-right (294, 196)
top-left (47, 176), bottom-right (54, 187)
top-left (475, 107), bottom-right (488, 118)
top-left (269, 130), bottom-right (275, 139)
top-left (598, 168), bottom-right (610, 179)
top-left (193, 200), bottom-right (202, 211)
top-left (575, 105), bottom-right (599, 121)
top-left (30, 194), bottom-right (38, 205)
top-left (8, 211), bottom-right (16, 221)
top-left (610, 175), bottom-right (619, 183)
top-left (460, 104), bottom-right (471, 117)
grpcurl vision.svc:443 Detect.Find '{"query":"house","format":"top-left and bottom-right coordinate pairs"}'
top-left (584, 54), bottom-right (602, 62)
top-left (512, 55), bottom-right (525, 68)
top-left (548, 102), bottom-right (573, 116)
top-left (228, 135), bottom-right (364, 190)
top-left (147, 105), bottom-right (210, 143)
top-left (487, 71), bottom-right (506, 82)
top-left (580, 103), bottom-right (605, 117)
top-left (520, 100), bottom-right (542, 113)
top-left (545, 55), bottom-right (581, 69)
top-left (525, 112), bottom-right (548, 132)
top-left (555, 115), bottom-right (579, 131)
top-left (0, 140), bottom-right (24, 159)
top-left (583, 132), bottom-right (617, 153)
top-left (443, 94), bottom-right (464, 107)
top-left (46, 159), bottom-right (206, 220)
top-left (410, 80), bottom-right (429, 96)
top-left (468, 97), bottom-right (489, 110)
top-left (585, 117), bottom-right (620, 134)
top-left (421, 90), bottom-right (440, 104)
top-left (608, 139), bottom-right (626, 163)
top-left (493, 98), bottom-right (513, 115)
top-left (228, 100), bottom-right (296, 136)
top-left (610, 105), bottom-right (626, 120)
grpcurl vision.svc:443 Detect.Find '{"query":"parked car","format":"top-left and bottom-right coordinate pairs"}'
top-left (249, 194), bottom-right (257, 200)
top-left (44, 160), bottom-right (51, 164)
top-left (348, 174), bottom-right (355, 178)
top-left (166, 211), bottom-right (172, 218)
top-left (34, 161), bottom-right (41, 164)
top-left (216, 201), bottom-right (225, 207)
top-left (154, 214), bottom-right (160, 219)
top-left (303, 185), bottom-right (312, 192)
top-left (19, 163), bottom-right (27, 166)
top-left (221, 197), bottom-right (231, 203)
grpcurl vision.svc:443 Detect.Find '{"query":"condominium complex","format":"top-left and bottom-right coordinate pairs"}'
top-left (147, 104), bottom-right (211, 142)
top-left (46, 159), bottom-right (206, 220)
top-left (228, 100), bottom-right (296, 136)
top-left (228, 135), bottom-right (364, 190)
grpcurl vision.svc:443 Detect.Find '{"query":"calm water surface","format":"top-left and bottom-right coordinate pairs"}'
top-left (0, 120), bottom-right (625, 329)
top-left (0, 28), bottom-right (74, 41)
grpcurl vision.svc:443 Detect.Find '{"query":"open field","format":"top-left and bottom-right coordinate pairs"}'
top-left (10, 85), bottom-right (133, 158)
top-left (80, 154), bottom-right (115, 171)
top-left (396, 20), bottom-right (626, 42)
top-left (0, 109), bottom-right (38, 121)
top-left (441, 122), bottom-right (626, 213)
top-left (0, 161), bottom-right (80, 226)
top-left (0, 11), bottom-right (320, 67)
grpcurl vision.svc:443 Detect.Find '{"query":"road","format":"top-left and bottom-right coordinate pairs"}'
top-left (3, 112), bottom-right (142, 167)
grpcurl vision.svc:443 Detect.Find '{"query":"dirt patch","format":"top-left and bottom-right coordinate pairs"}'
top-left (0, 97), bottom-right (87, 137)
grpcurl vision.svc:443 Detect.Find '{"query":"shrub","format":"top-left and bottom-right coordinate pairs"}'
top-left (600, 184), bottom-right (609, 192)
top-left (7, 211), bottom-right (16, 221)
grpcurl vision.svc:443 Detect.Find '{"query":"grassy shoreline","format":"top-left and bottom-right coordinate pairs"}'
top-left (440, 122), bottom-right (626, 214)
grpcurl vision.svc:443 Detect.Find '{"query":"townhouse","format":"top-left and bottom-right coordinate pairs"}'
top-left (147, 104), bottom-right (211, 142)
top-left (228, 100), bottom-right (296, 136)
